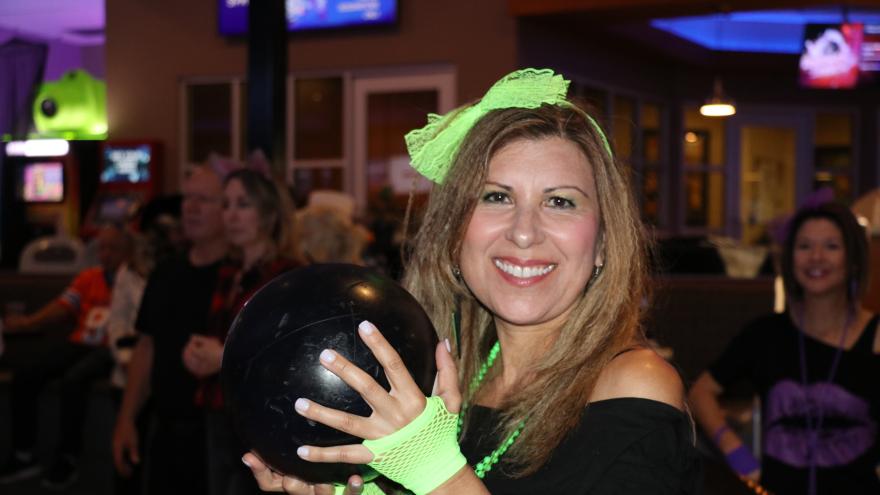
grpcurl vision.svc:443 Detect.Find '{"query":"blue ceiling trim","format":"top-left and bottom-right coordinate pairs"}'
top-left (652, 8), bottom-right (880, 54)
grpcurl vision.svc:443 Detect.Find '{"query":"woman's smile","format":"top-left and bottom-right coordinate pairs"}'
top-left (492, 257), bottom-right (557, 286)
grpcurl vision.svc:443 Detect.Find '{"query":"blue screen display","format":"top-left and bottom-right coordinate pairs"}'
top-left (102, 145), bottom-right (151, 184)
top-left (219, 0), bottom-right (397, 35)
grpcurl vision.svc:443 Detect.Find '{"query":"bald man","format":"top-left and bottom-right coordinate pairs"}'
top-left (113, 165), bottom-right (227, 495)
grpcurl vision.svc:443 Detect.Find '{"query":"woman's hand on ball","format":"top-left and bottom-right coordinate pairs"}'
top-left (243, 452), bottom-right (364, 494)
top-left (294, 320), bottom-right (460, 464)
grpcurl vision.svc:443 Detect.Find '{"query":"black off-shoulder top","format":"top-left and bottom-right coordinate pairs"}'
top-left (458, 398), bottom-right (702, 494)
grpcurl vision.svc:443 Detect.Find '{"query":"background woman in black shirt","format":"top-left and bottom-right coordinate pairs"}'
top-left (690, 202), bottom-right (880, 495)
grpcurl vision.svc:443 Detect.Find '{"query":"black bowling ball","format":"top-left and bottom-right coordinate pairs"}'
top-left (221, 263), bottom-right (438, 484)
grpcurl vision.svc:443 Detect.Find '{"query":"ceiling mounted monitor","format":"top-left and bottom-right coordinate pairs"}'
top-left (218, 0), bottom-right (397, 36)
top-left (799, 23), bottom-right (862, 88)
top-left (799, 22), bottom-right (880, 89)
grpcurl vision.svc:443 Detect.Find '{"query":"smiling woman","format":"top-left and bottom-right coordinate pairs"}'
top-left (244, 68), bottom-right (700, 495)
top-left (401, 77), bottom-right (695, 491)
top-left (689, 202), bottom-right (880, 495)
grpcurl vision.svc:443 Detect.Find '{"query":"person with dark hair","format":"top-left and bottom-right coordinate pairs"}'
top-left (137, 194), bottom-right (186, 272)
top-left (244, 68), bottom-right (700, 494)
top-left (113, 164), bottom-right (228, 495)
top-left (690, 202), bottom-right (879, 495)
top-left (0, 224), bottom-right (133, 489)
top-left (183, 166), bottom-right (301, 495)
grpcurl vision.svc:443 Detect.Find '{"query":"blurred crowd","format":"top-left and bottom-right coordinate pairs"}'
top-left (0, 152), bottom-right (383, 494)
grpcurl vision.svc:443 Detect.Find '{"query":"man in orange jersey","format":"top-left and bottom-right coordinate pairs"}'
top-left (0, 224), bottom-right (132, 489)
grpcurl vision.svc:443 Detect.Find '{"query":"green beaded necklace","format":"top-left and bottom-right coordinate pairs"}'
top-left (457, 341), bottom-right (526, 479)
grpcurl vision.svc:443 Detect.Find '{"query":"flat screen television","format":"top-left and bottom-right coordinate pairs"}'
top-left (102, 145), bottom-right (152, 184)
top-left (799, 22), bottom-right (880, 88)
top-left (800, 23), bottom-right (863, 88)
top-left (19, 162), bottom-right (64, 203)
top-left (218, 0), bottom-right (397, 36)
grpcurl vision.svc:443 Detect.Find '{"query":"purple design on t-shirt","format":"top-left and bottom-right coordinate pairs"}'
top-left (764, 379), bottom-right (876, 468)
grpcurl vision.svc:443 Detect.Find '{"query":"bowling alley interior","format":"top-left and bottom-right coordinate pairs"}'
top-left (1, 0), bottom-right (880, 494)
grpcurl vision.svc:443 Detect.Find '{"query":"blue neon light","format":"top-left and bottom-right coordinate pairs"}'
top-left (652, 8), bottom-right (880, 54)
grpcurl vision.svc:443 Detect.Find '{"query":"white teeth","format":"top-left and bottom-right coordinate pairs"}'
top-left (493, 259), bottom-right (555, 278)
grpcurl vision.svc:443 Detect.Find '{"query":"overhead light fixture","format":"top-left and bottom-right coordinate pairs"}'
top-left (700, 77), bottom-right (736, 117)
top-left (5, 139), bottom-right (70, 157)
top-left (700, 10), bottom-right (736, 118)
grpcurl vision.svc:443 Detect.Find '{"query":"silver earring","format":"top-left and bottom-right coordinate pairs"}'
top-left (452, 265), bottom-right (462, 280)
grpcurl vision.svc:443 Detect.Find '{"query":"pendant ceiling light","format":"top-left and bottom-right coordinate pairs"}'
top-left (700, 77), bottom-right (736, 117)
top-left (700, 11), bottom-right (736, 117)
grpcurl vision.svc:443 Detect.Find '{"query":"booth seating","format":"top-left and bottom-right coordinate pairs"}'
top-left (0, 269), bottom-right (116, 494)
top-left (646, 275), bottom-right (776, 383)
top-left (0, 271), bottom-right (73, 319)
top-left (646, 275), bottom-right (775, 495)
top-left (18, 235), bottom-right (86, 276)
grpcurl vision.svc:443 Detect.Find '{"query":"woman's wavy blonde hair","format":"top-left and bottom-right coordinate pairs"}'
top-left (403, 103), bottom-right (650, 475)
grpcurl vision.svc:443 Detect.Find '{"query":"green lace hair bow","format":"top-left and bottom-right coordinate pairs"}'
top-left (404, 68), bottom-right (612, 184)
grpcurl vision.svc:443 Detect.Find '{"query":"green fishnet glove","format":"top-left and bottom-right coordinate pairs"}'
top-left (363, 397), bottom-right (466, 495)
top-left (333, 482), bottom-right (385, 495)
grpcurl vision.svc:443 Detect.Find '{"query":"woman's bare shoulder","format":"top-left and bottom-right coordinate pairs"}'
top-left (589, 348), bottom-right (685, 410)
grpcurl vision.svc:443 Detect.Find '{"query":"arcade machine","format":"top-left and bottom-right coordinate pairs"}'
top-left (81, 140), bottom-right (162, 237)
top-left (0, 69), bottom-right (106, 269)
top-left (1, 139), bottom-right (100, 270)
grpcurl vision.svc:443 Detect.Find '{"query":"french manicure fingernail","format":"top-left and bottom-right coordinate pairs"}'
top-left (241, 456), bottom-right (252, 468)
top-left (319, 349), bottom-right (336, 363)
top-left (297, 446), bottom-right (309, 458)
top-left (358, 320), bottom-right (375, 335)
top-left (351, 479), bottom-right (363, 488)
top-left (444, 338), bottom-right (451, 353)
top-left (294, 398), bottom-right (309, 412)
